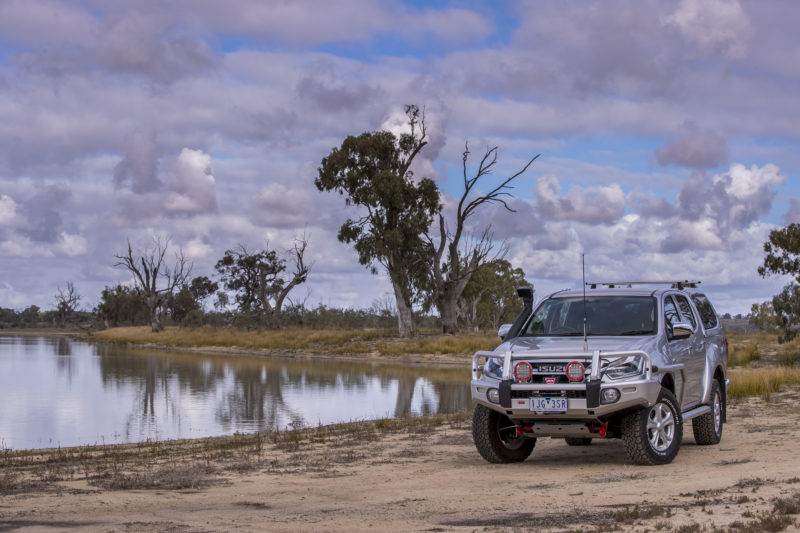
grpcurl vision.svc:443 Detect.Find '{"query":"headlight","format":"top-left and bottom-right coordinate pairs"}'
top-left (487, 388), bottom-right (500, 404)
top-left (604, 356), bottom-right (644, 380)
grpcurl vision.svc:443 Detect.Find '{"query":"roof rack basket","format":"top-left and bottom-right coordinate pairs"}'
top-left (586, 280), bottom-right (701, 290)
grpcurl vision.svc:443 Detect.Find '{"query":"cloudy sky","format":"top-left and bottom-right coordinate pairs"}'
top-left (1, 0), bottom-right (798, 315)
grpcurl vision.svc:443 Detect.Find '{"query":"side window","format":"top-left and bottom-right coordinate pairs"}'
top-left (691, 294), bottom-right (719, 330)
top-left (663, 296), bottom-right (679, 340)
top-left (674, 294), bottom-right (698, 330)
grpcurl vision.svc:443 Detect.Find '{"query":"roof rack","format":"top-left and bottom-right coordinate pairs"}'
top-left (586, 280), bottom-right (701, 290)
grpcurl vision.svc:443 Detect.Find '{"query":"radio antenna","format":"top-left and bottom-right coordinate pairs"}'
top-left (582, 253), bottom-right (588, 353)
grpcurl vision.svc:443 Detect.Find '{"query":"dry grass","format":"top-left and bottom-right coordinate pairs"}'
top-left (728, 342), bottom-right (761, 367)
top-left (92, 326), bottom-right (498, 357)
top-left (94, 326), bottom-right (396, 352)
top-left (728, 367), bottom-right (800, 401)
top-left (375, 335), bottom-right (498, 356)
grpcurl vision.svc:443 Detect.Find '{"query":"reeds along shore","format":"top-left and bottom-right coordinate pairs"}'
top-left (91, 326), bottom-right (500, 356)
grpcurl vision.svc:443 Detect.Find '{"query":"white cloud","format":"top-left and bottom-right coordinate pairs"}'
top-left (718, 163), bottom-right (784, 200)
top-left (184, 237), bottom-right (213, 259)
top-left (664, 0), bottom-right (752, 58)
top-left (0, 194), bottom-right (21, 227)
top-left (0, 281), bottom-right (29, 308)
top-left (54, 233), bottom-right (88, 257)
top-left (536, 176), bottom-right (625, 225)
top-left (163, 148), bottom-right (218, 215)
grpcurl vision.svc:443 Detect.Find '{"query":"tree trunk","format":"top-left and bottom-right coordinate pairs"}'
top-left (146, 295), bottom-right (160, 332)
top-left (392, 279), bottom-right (416, 337)
top-left (439, 272), bottom-right (474, 334)
top-left (439, 292), bottom-right (459, 335)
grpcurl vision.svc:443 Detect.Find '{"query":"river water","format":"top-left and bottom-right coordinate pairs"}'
top-left (0, 335), bottom-right (471, 450)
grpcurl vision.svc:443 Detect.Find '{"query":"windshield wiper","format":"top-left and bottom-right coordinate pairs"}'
top-left (618, 330), bottom-right (655, 336)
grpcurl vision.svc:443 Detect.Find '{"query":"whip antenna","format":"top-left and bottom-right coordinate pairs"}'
top-left (582, 253), bottom-right (588, 352)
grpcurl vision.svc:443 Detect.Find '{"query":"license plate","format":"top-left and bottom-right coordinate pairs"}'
top-left (531, 397), bottom-right (568, 413)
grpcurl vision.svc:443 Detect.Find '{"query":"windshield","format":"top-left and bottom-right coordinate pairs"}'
top-left (523, 296), bottom-right (657, 337)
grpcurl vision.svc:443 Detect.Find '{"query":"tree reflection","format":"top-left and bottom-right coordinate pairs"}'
top-left (92, 343), bottom-right (470, 435)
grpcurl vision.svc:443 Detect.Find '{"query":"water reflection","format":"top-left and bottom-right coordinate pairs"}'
top-left (0, 336), bottom-right (470, 449)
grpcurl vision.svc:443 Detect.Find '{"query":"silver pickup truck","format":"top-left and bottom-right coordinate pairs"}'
top-left (470, 281), bottom-right (728, 465)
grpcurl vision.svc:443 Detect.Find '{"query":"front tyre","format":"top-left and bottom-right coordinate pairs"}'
top-left (622, 387), bottom-right (683, 465)
top-left (692, 380), bottom-right (723, 445)
top-left (472, 404), bottom-right (535, 464)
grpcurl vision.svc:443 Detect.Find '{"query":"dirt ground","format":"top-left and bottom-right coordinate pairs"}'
top-left (2, 388), bottom-right (800, 533)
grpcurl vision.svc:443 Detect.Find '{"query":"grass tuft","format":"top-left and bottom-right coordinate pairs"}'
top-left (91, 463), bottom-right (216, 490)
top-left (728, 368), bottom-right (800, 401)
top-left (0, 470), bottom-right (20, 493)
top-left (729, 342), bottom-right (761, 367)
top-left (606, 505), bottom-right (669, 524)
top-left (773, 491), bottom-right (800, 516)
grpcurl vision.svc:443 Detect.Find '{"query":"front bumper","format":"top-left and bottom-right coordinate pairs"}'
top-left (471, 375), bottom-right (662, 420)
top-left (470, 348), bottom-right (663, 435)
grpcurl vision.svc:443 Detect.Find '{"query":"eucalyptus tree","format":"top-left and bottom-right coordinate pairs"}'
top-left (315, 105), bottom-right (439, 337)
top-left (458, 259), bottom-right (531, 331)
top-left (214, 237), bottom-right (310, 328)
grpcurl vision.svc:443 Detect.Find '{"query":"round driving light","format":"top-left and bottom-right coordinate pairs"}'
top-left (601, 388), bottom-right (621, 404)
top-left (487, 388), bottom-right (500, 404)
top-left (514, 361), bottom-right (533, 382)
top-left (566, 361), bottom-right (585, 382)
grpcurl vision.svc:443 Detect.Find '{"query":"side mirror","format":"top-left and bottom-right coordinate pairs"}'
top-left (672, 322), bottom-right (694, 340)
top-left (498, 323), bottom-right (512, 340)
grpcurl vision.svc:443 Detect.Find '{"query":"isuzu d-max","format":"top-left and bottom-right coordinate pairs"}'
top-left (470, 281), bottom-right (728, 465)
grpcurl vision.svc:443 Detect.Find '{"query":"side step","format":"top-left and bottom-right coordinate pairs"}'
top-left (682, 405), bottom-right (711, 422)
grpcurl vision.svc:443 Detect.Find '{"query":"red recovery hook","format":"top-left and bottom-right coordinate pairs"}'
top-left (588, 422), bottom-right (608, 437)
top-left (515, 425), bottom-right (533, 437)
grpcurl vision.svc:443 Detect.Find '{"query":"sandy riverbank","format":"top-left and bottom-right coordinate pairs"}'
top-left (2, 387), bottom-right (800, 532)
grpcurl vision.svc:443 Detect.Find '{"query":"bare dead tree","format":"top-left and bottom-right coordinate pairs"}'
top-left (427, 144), bottom-right (539, 334)
top-left (54, 281), bottom-right (81, 327)
top-left (114, 236), bottom-right (192, 332)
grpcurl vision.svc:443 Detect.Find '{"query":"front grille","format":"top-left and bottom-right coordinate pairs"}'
top-left (510, 360), bottom-right (591, 385)
top-left (511, 390), bottom-right (587, 399)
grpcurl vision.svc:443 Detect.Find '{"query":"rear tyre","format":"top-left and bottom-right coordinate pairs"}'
top-left (692, 380), bottom-right (723, 445)
top-left (564, 438), bottom-right (592, 446)
top-left (622, 387), bottom-right (683, 465)
top-left (472, 404), bottom-right (535, 464)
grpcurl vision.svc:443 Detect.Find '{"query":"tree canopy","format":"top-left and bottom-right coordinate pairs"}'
top-left (759, 223), bottom-right (800, 282)
top-left (315, 105), bottom-right (440, 336)
top-left (214, 238), bottom-right (309, 328)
